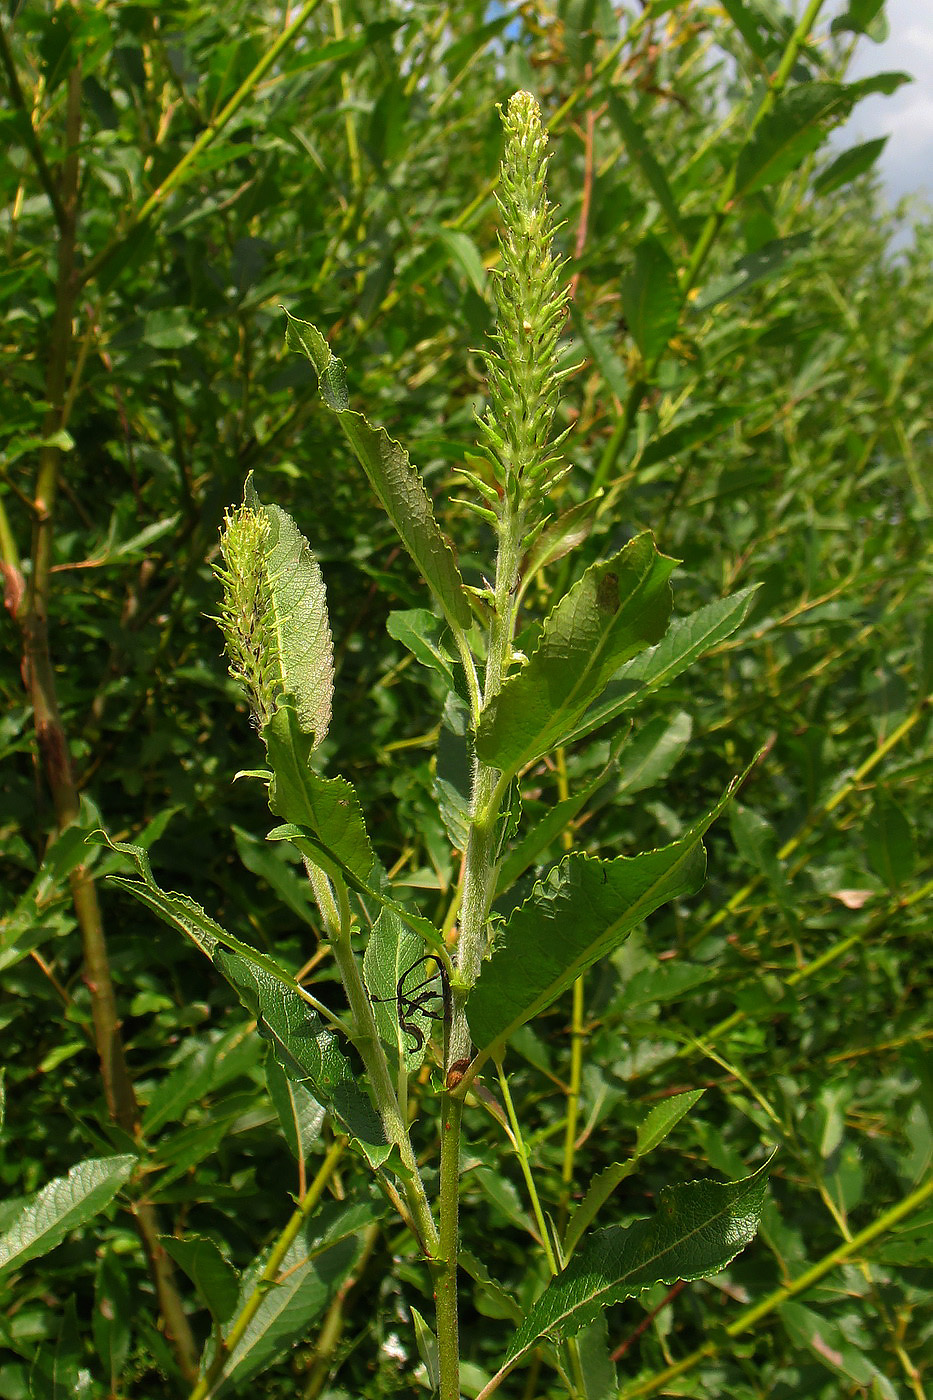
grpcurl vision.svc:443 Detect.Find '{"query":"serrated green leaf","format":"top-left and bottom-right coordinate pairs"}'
top-left (160, 1235), bottom-right (239, 1326)
top-left (284, 311), bottom-right (472, 633)
top-left (245, 478), bottom-right (333, 745)
top-left (562, 585), bottom-right (760, 746)
top-left (0, 1155), bottom-right (136, 1279)
top-left (363, 905), bottom-right (431, 1071)
top-left (97, 837), bottom-right (388, 1165)
top-left (635, 1089), bottom-right (706, 1157)
top-left (735, 83), bottom-right (853, 196)
top-left (620, 237), bottom-right (680, 363)
top-left (264, 702), bottom-right (374, 883)
top-left (469, 783), bottom-right (744, 1055)
top-left (475, 534), bottom-right (676, 778)
top-left (505, 1157), bottom-right (771, 1367)
top-left (208, 948), bottom-right (387, 1164)
top-left (564, 1088), bottom-right (709, 1260)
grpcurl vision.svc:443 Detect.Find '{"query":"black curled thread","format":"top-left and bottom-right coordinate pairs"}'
top-left (371, 955), bottom-right (451, 1053)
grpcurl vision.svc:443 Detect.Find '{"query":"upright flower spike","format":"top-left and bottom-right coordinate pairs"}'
top-left (475, 91), bottom-right (572, 537)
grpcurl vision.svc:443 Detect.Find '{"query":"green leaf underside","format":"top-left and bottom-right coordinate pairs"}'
top-left (249, 481), bottom-right (334, 746)
top-left (386, 608), bottom-right (457, 691)
top-left (469, 798), bottom-right (732, 1053)
top-left (265, 1057), bottom-right (325, 1165)
top-left (284, 311), bottom-right (472, 632)
top-left (264, 703), bottom-right (374, 883)
top-left (363, 905), bottom-right (432, 1071)
top-left (505, 1158), bottom-right (771, 1367)
top-left (475, 534), bottom-right (676, 776)
top-left (99, 838), bottom-right (387, 1163)
top-left (0, 1155), bottom-right (136, 1279)
top-left (560, 585), bottom-right (760, 747)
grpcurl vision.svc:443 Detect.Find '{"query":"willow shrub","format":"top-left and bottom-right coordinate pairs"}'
top-left (95, 94), bottom-right (772, 1400)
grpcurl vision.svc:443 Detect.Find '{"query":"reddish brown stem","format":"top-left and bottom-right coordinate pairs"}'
top-left (11, 60), bottom-right (199, 1383)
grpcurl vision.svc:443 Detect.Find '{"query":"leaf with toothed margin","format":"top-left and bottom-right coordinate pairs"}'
top-left (284, 310), bottom-right (472, 634)
top-left (92, 835), bottom-right (389, 1166)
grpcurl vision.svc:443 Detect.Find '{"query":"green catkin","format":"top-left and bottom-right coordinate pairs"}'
top-left (213, 506), bottom-right (282, 728)
top-left (476, 91), bottom-right (572, 536)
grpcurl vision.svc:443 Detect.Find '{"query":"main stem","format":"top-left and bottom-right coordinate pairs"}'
top-left (307, 864), bottom-right (439, 1256)
top-left (436, 1094), bottom-right (464, 1400)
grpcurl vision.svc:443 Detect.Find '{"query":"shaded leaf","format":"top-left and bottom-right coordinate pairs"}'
top-left (814, 137), bottom-right (887, 196)
top-left (863, 790), bottom-right (915, 890)
top-left (29, 1296), bottom-right (85, 1400)
top-left (216, 1205), bottom-right (371, 1392)
top-left (161, 1235), bottom-right (239, 1327)
top-left (265, 1057), bottom-right (325, 1165)
top-left (522, 494), bottom-right (603, 584)
top-left (616, 711), bottom-right (692, 797)
top-left (607, 91), bottom-right (684, 238)
top-left (620, 237), bottom-right (680, 363)
top-left (639, 405), bottom-right (754, 467)
top-left (99, 838), bottom-right (388, 1165)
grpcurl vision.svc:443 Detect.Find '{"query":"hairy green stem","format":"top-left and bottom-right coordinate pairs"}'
top-left (306, 863), bottom-right (439, 1255)
top-left (435, 1094), bottom-right (464, 1400)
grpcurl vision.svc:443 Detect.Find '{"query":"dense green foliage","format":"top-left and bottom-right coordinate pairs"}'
top-left (1, 2), bottom-right (931, 1398)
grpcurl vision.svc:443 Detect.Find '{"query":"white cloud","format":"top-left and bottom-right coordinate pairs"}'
top-left (832, 0), bottom-right (933, 204)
